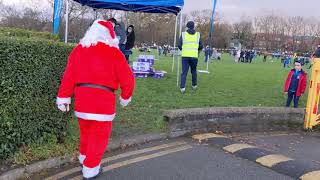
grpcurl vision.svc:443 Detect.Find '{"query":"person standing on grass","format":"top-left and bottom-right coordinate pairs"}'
top-left (125, 25), bottom-right (135, 64)
top-left (249, 50), bottom-right (254, 63)
top-left (309, 45), bottom-right (320, 69)
top-left (235, 50), bottom-right (240, 63)
top-left (56, 20), bottom-right (135, 179)
top-left (313, 45), bottom-right (320, 58)
top-left (204, 46), bottom-right (212, 63)
top-left (263, 51), bottom-right (268, 62)
top-left (217, 50), bottom-right (222, 60)
top-left (158, 46), bottom-right (162, 56)
top-left (245, 50), bottom-right (250, 63)
top-left (263, 54), bottom-right (267, 62)
top-left (284, 60), bottom-right (307, 108)
top-left (178, 21), bottom-right (203, 94)
top-left (283, 56), bottom-right (291, 68)
top-left (108, 18), bottom-right (127, 55)
top-left (240, 50), bottom-right (245, 62)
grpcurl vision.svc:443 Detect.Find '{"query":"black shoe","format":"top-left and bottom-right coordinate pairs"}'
top-left (83, 167), bottom-right (102, 180)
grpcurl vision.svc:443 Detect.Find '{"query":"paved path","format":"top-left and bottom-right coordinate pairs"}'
top-left (231, 131), bottom-right (320, 165)
top-left (31, 137), bottom-right (294, 180)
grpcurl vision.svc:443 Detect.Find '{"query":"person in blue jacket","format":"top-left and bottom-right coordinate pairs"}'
top-left (283, 56), bottom-right (291, 68)
top-left (204, 46), bottom-right (212, 62)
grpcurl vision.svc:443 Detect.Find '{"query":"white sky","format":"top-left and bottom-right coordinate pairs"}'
top-left (3, 0), bottom-right (320, 22)
top-left (3, 0), bottom-right (50, 9)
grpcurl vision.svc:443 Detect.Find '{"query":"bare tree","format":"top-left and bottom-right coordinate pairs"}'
top-left (2, 1), bottom-right (320, 52)
top-left (233, 18), bottom-right (254, 48)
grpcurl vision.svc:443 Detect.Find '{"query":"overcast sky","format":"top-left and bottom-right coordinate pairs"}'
top-left (3, 0), bottom-right (320, 22)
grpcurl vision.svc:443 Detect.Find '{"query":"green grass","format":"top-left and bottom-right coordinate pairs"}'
top-left (11, 50), bottom-right (310, 164)
top-left (112, 50), bottom-right (309, 136)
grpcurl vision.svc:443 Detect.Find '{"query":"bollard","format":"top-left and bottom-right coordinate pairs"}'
top-left (304, 59), bottom-right (320, 129)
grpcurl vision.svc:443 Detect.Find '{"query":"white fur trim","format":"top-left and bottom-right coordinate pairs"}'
top-left (79, 154), bottom-right (86, 165)
top-left (120, 96), bottom-right (132, 107)
top-left (75, 111), bottom-right (115, 121)
top-left (80, 19), bottom-right (119, 49)
top-left (82, 164), bottom-right (101, 178)
top-left (56, 97), bottom-right (71, 105)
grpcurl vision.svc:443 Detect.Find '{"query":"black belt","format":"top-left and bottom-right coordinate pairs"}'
top-left (76, 83), bottom-right (115, 93)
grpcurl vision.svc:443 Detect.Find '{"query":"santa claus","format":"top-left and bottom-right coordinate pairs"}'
top-left (56, 19), bottom-right (135, 179)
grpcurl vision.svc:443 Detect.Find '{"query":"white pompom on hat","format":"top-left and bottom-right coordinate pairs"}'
top-left (80, 19), bottom-right (119, 48)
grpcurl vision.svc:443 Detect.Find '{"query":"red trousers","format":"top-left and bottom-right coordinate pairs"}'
top-left (78, 118), bottom-right (112, 168)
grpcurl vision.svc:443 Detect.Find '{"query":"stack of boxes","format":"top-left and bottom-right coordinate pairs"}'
top-left (132, 55), bottom-right (166, 79)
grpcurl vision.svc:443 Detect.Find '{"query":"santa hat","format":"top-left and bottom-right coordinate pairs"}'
top-left (80, 19), bottom-right (119, 48)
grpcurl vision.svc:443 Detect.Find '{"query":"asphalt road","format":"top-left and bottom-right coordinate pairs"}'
top-left (231, 131), bottom-right (320, 166)
top-left (34, 137), bottom-right (293, 180)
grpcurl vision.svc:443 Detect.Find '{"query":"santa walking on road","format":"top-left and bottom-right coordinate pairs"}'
top-left (56, 19), bottom-right (135, 179)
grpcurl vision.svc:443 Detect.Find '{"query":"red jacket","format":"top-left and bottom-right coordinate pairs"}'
top-left (57, 42), bottom-right (135, 121)
top-left (284, 69), bottom-right (307, 97)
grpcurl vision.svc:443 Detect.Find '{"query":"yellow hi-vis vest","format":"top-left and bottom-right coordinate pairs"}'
top-left (181, 31), bottom-right (200, 58)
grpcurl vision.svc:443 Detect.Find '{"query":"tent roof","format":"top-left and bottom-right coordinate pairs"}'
top-left (73, 0), bottom-right (184, 15)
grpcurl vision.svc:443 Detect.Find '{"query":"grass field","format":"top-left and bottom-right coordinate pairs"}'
top-left (112, 50), bottom-right (309, 136)
top-left (12, 50), bottom-right (311, 164)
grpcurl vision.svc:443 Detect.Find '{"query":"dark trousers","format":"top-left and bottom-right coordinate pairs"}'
top-left (124, 49), bottom-right (132, 64)
top-left (180, 57), bottom-right (198, 89)
top-left (119, 44), bottom-right (126, 55)
top-left (286, 91), bottom-right (300, 108)
top-left (205, 54), bottom-right (210, 62)
top-left (125, 55), bottom-right (130, 64)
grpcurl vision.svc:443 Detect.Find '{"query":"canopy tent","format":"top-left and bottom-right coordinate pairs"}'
top-left (73, 0), bottom-right (184, 14)
top-left (59, 0), bottom-right (184, 42)
top-left (54, 0), bottom-right (185, 86)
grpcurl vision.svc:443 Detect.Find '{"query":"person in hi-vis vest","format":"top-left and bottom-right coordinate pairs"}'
top-left (178, 21), bottom-right (203, 94)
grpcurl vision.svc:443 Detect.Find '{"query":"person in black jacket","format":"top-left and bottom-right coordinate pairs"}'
top-left (125, 25), bottom-right (135, 63)
top-left (313, 45), bottom-right (320, 58)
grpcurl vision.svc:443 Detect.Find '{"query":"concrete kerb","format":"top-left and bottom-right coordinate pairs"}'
top-left (0, 133), bottom-right (168, 180)
top-left (164, 107), bottom-right (305, 136)
top-left (0, 107), bottom-right (307, 180)
top-left (193, 133), bottom-right (320, 180)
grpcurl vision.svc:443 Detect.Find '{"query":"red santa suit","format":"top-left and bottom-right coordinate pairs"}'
top-left (56, 20), bottom-right (135, 179)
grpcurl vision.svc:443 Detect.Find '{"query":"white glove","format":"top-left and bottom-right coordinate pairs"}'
top-left (120, 97), bottom-right (131, 107)
top-left (58, 104), bottom-right (70, 112)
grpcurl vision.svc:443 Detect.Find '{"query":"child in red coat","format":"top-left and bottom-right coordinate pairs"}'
top-left (56, 20), bottom-right (135, 179)
top-left (284, 60), bottom-right (307, 108)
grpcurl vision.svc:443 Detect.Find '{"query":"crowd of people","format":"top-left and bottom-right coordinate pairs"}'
top-left (204, 46), bottom-right (222, 62)
top-left (232, 49), bottom-right (257, 63)
top-left (157, 45), bottom-right (174, 56)
top-left (281, 53), bottom-right (312, 68)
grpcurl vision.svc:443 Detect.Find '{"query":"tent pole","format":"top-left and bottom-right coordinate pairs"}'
top-left (176, 12), bottom-right (183, 87)
top-left (64, 0), bottom-right (69, 43)
top-left (94, 9), bottom-right (98, 19)
top-left (171, 15), bottom-right (178, 72)
top-left (206, 55), bottom-right (209, 71)
top-left (198, 0), bottom-right (217, 74)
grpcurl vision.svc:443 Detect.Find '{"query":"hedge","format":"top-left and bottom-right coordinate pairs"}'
top-left (0, 36), bottom-right (74, 159)
top-left (0, 27), bottom-right (60, 41)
